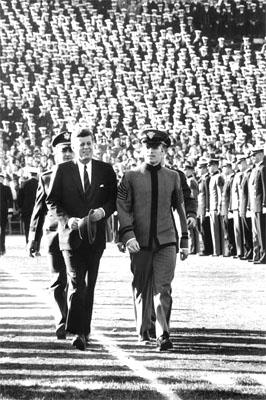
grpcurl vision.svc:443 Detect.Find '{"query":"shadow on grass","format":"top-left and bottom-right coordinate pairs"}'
top-left (0, 385), bottom-right (164, 400)
top-left (177, 389), bottom-right (266, 400)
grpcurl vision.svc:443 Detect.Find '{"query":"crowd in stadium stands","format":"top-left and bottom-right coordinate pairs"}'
top-left (0, 0), bottom-right (265, 260)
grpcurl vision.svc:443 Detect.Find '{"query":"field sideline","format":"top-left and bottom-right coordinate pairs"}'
top-left (0, 235), bottom-right (266, 400)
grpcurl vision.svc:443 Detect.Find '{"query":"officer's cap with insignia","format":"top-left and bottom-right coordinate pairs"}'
top-left (250, 147), bottom-right (264, 156)
top-left (141, 128), bottom-right (171, 148)
top-left (52, 131), bottom-right (71, 148)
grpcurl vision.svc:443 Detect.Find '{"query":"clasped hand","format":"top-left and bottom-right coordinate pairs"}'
top-left (68, 208), bottom-right (104, 230)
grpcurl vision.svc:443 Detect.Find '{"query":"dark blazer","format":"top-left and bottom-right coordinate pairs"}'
top-left (46, 159), bottom-right (117, 251)
top-left (17, 178), bottom-right (38, 217)
top-left (197, 173), bottom-right (210, 217)
top-left (28, 170), bottom-right (59, 253)
top-left (220, 174), bottom-right (234, 216)
top-left (0, 183), bottom-right (13, 223)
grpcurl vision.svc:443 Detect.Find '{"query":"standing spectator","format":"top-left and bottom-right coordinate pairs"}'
top-left (0, 173), bottom-right (13, 255)
top-left (249, 148), bottom-right (266, 264)
top-left (117, 129), bottom-right (188, 351)
top-left (28, 131), bottom-right (74, 340)
top-left (231, 156), bottom-right (245, 259)
top-left (220, 160), bottom-right (236, 257)
top-left (239, 154), bottom-right (253, 260)
top-left (184, 162), bottom-right (199, 254)
top-left (46, 126), bottom-right (117, 350)
top-left (197, 157), bottom-right (213, 256)
top-left (208, 157), bottom-right (224, 257)
top-left (17, 168), bottom-right (39, 246)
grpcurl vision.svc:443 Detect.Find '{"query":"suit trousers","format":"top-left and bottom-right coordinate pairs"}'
top-left (256, 212), bottom-right (266, 258)
top-left (47, 251), bottom-right (67, 331)
top-left (251, 212), bottom-right (261, 260)
top-left (130, 245), bottom-right (176, 338)
top-left (198, 216), bottom-right (213, 255)
top-left (209, 211), bottom-right (223, 256)
top-left (233, 211), bottom-right (243, 257)
top-left (240, 216), bottom-right (253, 256)
top-left (0, 219), bottom-right (7, 253)
top-left (62, 241), bottom-right (104, 335)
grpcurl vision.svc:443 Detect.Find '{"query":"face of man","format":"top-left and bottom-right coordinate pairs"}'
top-left (143, 143), bottom-right (164, 166)
top-left (71, 134), bottom-right (94, 164)
top-left (54, 144), bottom-right (73, 164)
top-left (208, 163), bottom-right (218, 174)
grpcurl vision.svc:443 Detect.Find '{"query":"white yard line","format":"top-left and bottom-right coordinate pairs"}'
top-left (2, 266), bottom-right (182, 400)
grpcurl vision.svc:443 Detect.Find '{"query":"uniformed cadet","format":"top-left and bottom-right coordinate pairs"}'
top-left (28, 131), bottom-right (74, 339)
top-left (117, 129), bottom-right (188, 351)
top-left (238, 154), bottom-right (253, 260)
top-left (184, 162), bottom-right (199, 254)
top-left (196, 157), bottom-right (213, 256)
top-left (231, 156), bottom-right (245, 259)
top-left (220, 160), bottom-right (236, 257)
top-left (207, 157), bottom-right (224, 256)
top-left (249, 148), bottom-right (266, 264)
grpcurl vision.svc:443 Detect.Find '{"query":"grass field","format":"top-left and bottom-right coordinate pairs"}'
top-left (0, 235), bottom-right (266, 400)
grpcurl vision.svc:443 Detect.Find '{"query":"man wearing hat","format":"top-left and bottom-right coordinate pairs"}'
top-left (238, 154), bottom-right (253, 260)
top-left (0, 172), bottom-right (13, 256)
top-left (197, 157), bottom-right (213, 256)
top-left (184, 162), bottom-right (199, 254)
top-left (46, 125), bottom-right (117, 350)
top-left (28, 131), bottom-right (73, 340)
top-left (248, 148), bottom-right (266, 264)
top-left (17, 167), bottom-right (39, 246)
top-left (117, 129), bottom-right (188, 351)
top-left (207, 157), bottom-right (224, 256)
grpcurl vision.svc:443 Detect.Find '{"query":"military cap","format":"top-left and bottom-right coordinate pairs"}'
top-left (0, 172), bottom-right (4, 178)
top-left (52, 131), bottom-right (71, 147)
top-left (198, 157), bottom-right (208, 167)
top-left (250, 147), bottom-right (264, 155)
top-left (184, 162), bottom-right (194, 170)
top-left (207, 157), bottom-right (220, 165)
top-left (236, 154), bottom-right (247, 164)
top-left (141, 129), bottom-right (171, 148)
top-left (221, 159), bottom-right (232, 168)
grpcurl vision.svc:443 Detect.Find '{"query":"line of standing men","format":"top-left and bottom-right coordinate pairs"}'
top-left (189, 148), bottom-right (266, 265)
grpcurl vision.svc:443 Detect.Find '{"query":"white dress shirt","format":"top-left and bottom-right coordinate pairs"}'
top-left (76, 159), bottom-right (92, 191)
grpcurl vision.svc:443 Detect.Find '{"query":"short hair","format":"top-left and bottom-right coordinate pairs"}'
top-left (71, 125), bottom-right (94, 142)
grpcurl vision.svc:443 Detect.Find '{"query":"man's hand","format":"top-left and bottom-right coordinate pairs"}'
top-left (28, 240), bottom-right (38, 257)
top-left (126, 238), bottom-right (140, 253)
top-left (68, 217), bottom-right (81, 230)
top-left (187, 216), bottom-right (196, 229)
top-left (180, 248), bottom-right (189, 261)
top-left (90, 208), bottom-right (105, 222)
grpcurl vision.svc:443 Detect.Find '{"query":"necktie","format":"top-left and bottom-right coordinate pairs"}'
top-left (84, 164), bottom-right (91, 195)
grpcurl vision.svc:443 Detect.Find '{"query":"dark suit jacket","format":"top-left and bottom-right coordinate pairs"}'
top-left (240, 168), bottom-right (252, 218)
top-left (0, 183), bottom-right (13, 223)
top-left (17, 178), bottom-right (38, 218)
top-left (220, 174), bottom-right (234, 216)
top-left (46, 159), bottom-right (117, 251)
top-left (28, 170), bottom-right (59, 253)
top-left (197, 173), bottom-right (210, 217)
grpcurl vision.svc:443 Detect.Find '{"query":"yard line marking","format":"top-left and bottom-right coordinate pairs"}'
top-left (94, 329), bottom-right (181, 400)
top-left (2, 265), bottom-right (182, 400)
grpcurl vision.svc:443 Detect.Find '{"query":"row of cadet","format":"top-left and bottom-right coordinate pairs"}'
top-left (185, 147), bottom-right (266, 264)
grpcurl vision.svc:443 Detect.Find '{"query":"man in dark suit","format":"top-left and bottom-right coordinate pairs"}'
top-left (17, 168), bottom-right (39, 245)
top-left (250, 148), bottom-right (266, 264)
top-left (117, 129), bottom-right (188, 351)
top-left (28, 131), bottom-right (73, 339)
top-left (46, 126), bottom-right (117, 350)
top-left (197, 157), bottom-right (213, 256)
top-left (0, 173), bottom-right (13, 255)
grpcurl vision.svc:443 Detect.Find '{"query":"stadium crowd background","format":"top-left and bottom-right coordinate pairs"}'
top-left (0, 0), bottom-right (265, 232)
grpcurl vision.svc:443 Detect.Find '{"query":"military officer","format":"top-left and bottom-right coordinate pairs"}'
top-left (117, 129), bottom-right (188, 351)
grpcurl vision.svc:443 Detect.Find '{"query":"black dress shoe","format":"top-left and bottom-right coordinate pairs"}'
top-left (157, 332), bottom-right (173, 351)
top-left (254, 254), bottom-right (266, 264)
top-left (56, 324), bottom-right (66, 340)
top-left (240, 250), bottom-right (252, 260)
top-left (149, 326), bottom-right (156, 339)
top-left (72, 335), bottom-right (86, 350)
top-left (138, 331), bottom-right (151, 343)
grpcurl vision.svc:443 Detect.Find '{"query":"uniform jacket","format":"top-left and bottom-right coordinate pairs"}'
top-left (46, 159), bottom-right (117, 251)
top-left (197, 173), bottom-right (210, 217)
top-left (0, 183), bottom-right (13, 223)
top-left (239, 167), bottom-right (252, 217)
top-left (175, 168), bottom-right (197, 218)
top-left (28, 170), bottom-right (59, 253)
top-left (117, 163), bottom-right (187, 249)
top-left (17, 178), bottom-right (38, 218)
top-left (250, 161), bottom-right (266, 213)
top-left (208, 171), bottom-right (224, 213)
top-left (230, 171), bottom-right (243, 211)
top-left (220, 173), bottom-right (234, 216)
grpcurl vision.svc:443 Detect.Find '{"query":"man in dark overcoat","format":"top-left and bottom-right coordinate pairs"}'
top-left (0, 173), bottom-right (13, 255)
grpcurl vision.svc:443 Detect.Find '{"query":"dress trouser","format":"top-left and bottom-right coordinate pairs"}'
top-left (240, 216), bottom-right (253, 256)
top-left (210, 211), bottom-right (223, 256)
top-left (130, 244), bottom-right (176, 338)
top-left (233, 210), bottom-right (243, 256)
top-left (198, 215), bottom-right (213, 255)
top-left (0, 219), bottom-right (7, 253)
top-left (47, 250), bottom-right (67, 331)
top-left (251, 212), bottom-right (261, 260)
top-left (63, 241), bottom-right (104, 335)
top-left (256, 212), bottom-right (266, 259)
